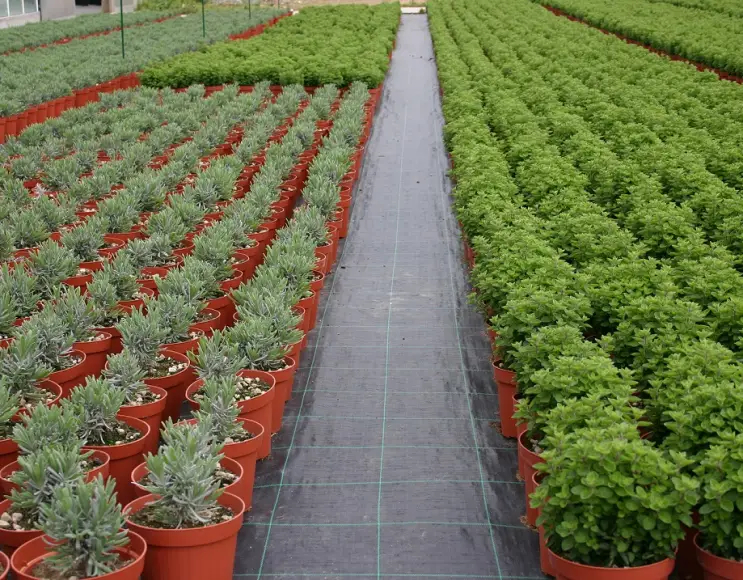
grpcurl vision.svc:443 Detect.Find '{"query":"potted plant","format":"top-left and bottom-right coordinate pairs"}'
top-left (154, 268), bottom-right (220, 337)
top-left (0, 265), bottom-right (42, 327)
top-left (63, 379), bottom-right (150, 507)
top-left (532, 423), bottom-right (699, 580)
top-left (0, 332), bottom-right (63, 418)
top-left (228, 317), bottom-right (298, 435)
top-left (694, 432), bottom-right (743, 580)
top-left (144, 295), bottom-right (201, 355)
top-left (129, 420), bottom-right (242, 507)
top-left (14, 308), bottom-right (88, 398)
top-left (52, 287), bottom-right (112, 378)
top-left (124, 419), bottom-right (245, 580)
top-left (0, 384), bottom-right (20, 472)
top-left (117, 308), bottom-right (193, 423)
top-left (11, 477), bottom-right (147, 579)
top-left (1, 403), bottom-right (109, 494)
top-left (104, 351), bottom-right (166, 456)
top-left (191, 379), bottom-right (264, 510)
top-left (0, 445), bottom-right (85, 556)
top-left (26, 241), bottom-right (83, 296)
top-left (186, 334), bottom-right (275, 459)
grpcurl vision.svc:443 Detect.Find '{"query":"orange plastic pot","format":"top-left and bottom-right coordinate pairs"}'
top-left (0, 499), bottom-right (43, 556)
top-left (695, 534), bottom-right (741, 580)
top-left (125, 492), bottom-right (244, 580)
top-left (548, 549), bottom-right (674, 580)
top-left (118, 386), bottom-right (167, 456)
top-left (0, 439), bottom-right (18, 474)
top-left (131, 456), bottom-right (243, 500)
top-left (143, 349), bottom-right (195, 423)
top-left (234, 244), bottom-right (261, 281)
top-left (0, 117), bottom-right (6, 145)
top-left (533, 472), bottom-right (555, 577)
top-left (11, 529), bottom-right (146, 580)
top-left (268, 357), bottom-right (297, 434)
top-left (518, 431), bottom-right (542, 526)
top-left (248, 226), bottom-right (272, 258)
top-left (138, 266), bottom-right (169, 294)
top-left (186, 369), bottom-right (276, 460)
top-left (493, 362), bottom-right (518, 438)
top-left (72, 331), bottom-right (112, 379)
top-left (162, 335), bottom-right (200, 356)
top-left (188, 308), bottom-right (221, 338)
top-left (295, 292), bottom-right (314, 337)
top-left (0, 549), bottom-right (7, 579)
top-left (0, 449), bottom-right (110, 496)
top-left (48, 349), bottom-right (88, 398)
top-left (82, 415), bottom-right (150, 508)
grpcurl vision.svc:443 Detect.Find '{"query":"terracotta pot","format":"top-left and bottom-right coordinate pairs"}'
top-left (493, 362), bottom-right (518, 438)
top-left (234, 244), bottom-right (261, 281)
top-left (118, 386), bottom-right (167, 456)
top-left (143, 349), bottom-right (195, 423)
top-left (11, 380), bottom-right (62, 423)
top-left (518, 431), bottom-right (542, 527)
top-left (268, 357), bottom-right (297, 434)
top-left (0, 449), bottom-right (110, 496)
top-left (695, 534), bottom-right (740, 580)
top-left (533, 472), bottom-right (555, 577)
top-left (72, 331), bottom-right (112, 379)
top-left (11, 529), bottom-right (146, 580)
top-left (48, 349), bottom-right (88, 399)
top-left (314, 240), bottom-right (335, 276)
top-left (0, 549), bottom-right (7, 579)
top-left (548, 548), bottom-right (674, 580)
top-left (676, 514), bottom-right (703, 580)
top-left (186, 370), bottom-right (276, 460)
top-left (0, 440), bottom-right (18, 475)
top-left (138, 266), bottom-right (169, 294)
top-left (0, 498), bottom-right (42, 556)
top-left (125, 492), bottom-right (244, 580)
top-left (189, 308), bottom-right (221, 338)
top-left (100, 234), bottom-right (127, 258)
top-left (248, 226), bottom-right (272, 258)
top-left (131, 456), bottom-right (243, 500)
top-left (82, 415), bottom-right (150, 508)
top-left (162, 334), bottom-right (201, 356)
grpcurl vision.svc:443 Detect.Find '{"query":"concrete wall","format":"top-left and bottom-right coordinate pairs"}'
top-left (39, 0), bottom-right (75, 20)
top-left (0, 12), bottom-right (39, 27)
top-left (103, 0), bottom-right (137, 12)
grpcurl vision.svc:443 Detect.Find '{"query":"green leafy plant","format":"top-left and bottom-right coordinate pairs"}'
top-left (39, 477), bottom-right (129, 578)
top-left (12, 403), bottom-right (82, 456)
top-left (193, 378), bottom-right (248, 443)
top-left (533, 424), bottom-right (699, 567)
top-left (117, 308), bottom-right (169, 372)
top-left (27, 240), bottom-right (79, 299)
top-left (696, 432), bottom-right (743, 561)
top-left (8, 445), bottom-right (86, 529)
top-left (62, 378), bottom-right (129, 446)
top-left (103, 351), bottom-right (152, 406)
top-left (188, 329), bottom-right (246, 381)
top-left (136, 420), bottom-right (224, 529)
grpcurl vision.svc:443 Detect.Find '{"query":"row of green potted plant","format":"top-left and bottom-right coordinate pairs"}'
top-left (0, 8), bottom-right (283, 119)
top-left (0, 9), bottom-right (177, 55)
top-left (0, 85), bottom-right (271, 264)
top-left (429, 1), bottom-right (743, 579)
top-left (0, 80), bottom-right (375, 580)
top-left (140, 4), bottom-right (399, 89)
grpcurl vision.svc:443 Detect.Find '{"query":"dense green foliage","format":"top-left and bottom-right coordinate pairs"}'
top-left (429, 0), bottom-right (743, 566)
top-left (140, 4), bottom-right (399, 88)
top-left (536, 0), bottom-right (743, 75)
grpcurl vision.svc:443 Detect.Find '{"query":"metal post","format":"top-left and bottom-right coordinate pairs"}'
top-left (248, 0), bottom-right (251, 20)
top-left (120, 0), bottom-right (125, 58)
top-left (202, 0), bottom-right (206, 38)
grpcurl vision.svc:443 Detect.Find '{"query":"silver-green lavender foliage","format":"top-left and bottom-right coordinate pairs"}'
top-left (12, 403), bottom-right (82, 456)
top-left (103, 351), bottom-right (150, 405)
top-left (40, 478), bottom-right (129, 578)
top-left (188, 329), bottom-right (246, 381)
top-left (9, 445), bottom-right (86, 527)
top-left (142, 420), bottom-right (223, 529)
top-left (193, 378), bottom-right (248, 443)
top-left (62, 378), bottom-right (127, 446)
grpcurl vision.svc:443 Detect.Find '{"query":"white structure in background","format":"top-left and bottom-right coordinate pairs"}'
top-left (0, 0), bottom-right (78, 28)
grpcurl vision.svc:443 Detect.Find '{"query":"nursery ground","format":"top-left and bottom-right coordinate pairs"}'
top-left (232, 14), bottom-right (545, 579)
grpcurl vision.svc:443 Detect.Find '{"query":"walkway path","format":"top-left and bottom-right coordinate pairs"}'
top-left (234, 14), bottom-right (544, 579)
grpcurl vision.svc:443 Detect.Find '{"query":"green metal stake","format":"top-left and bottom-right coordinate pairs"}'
top-left (248, 0), bottom-right (251, 20)
top-left (202, 0), bottom-right (206, 38)
top-left (120, 0), bottom-right (125, 58)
